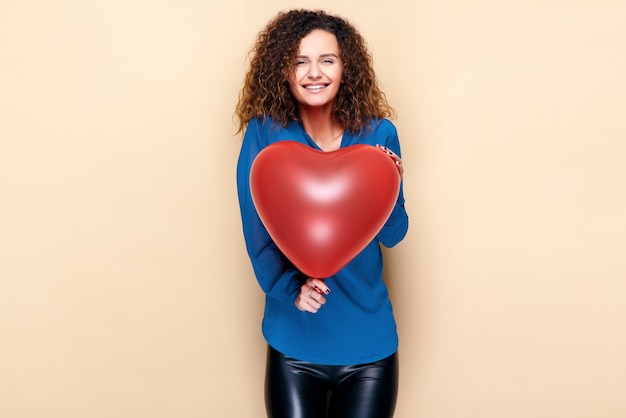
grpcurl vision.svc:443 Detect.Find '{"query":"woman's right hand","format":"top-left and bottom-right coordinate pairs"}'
top-left (295, 278), bottom-right (330, 313)
top-left (376, 144), bottom-right (404, 176)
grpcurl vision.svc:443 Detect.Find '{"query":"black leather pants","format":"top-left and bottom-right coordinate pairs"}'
top-left (265, 345), bottom-right (398, 418)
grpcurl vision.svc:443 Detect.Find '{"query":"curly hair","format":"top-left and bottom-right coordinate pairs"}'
top-left (234, 9), bottom-right (395, 135)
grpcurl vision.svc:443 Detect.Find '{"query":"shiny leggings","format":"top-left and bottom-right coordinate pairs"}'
top-left (265, 345), bottom-right (398, 418)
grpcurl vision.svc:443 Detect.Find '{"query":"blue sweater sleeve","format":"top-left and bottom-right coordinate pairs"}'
top-left (375, 122), bottom-right (409, 248)
top-left (236, 119), bottom-right (304, 303)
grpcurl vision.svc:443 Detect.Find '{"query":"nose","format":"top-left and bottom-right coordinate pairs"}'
top-left (307, 62), bottom-right (321, 78)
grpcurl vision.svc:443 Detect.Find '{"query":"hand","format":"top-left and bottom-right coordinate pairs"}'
top-left (376, 144), bottom-right (404, 176)
top-left (295, 278), bottom-right (330, 313)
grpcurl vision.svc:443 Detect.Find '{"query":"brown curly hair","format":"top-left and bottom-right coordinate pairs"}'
top-left (234, 9), bottom-right (395, 135)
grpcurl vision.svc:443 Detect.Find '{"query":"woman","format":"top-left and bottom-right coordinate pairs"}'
top-left (235, 9), bottom-right (409, 418)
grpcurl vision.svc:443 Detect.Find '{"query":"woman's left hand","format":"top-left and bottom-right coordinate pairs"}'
top-left (295, 278), bottom-right (330, 313)
top-left (376, 144), bottom-right (403, 176)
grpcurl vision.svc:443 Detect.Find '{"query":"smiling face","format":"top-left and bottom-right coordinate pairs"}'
top-left (288, 29), bottom-right (344, 111)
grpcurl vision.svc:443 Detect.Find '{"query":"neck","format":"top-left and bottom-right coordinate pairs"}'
top-left (299, 106), bottom-right (344, 151)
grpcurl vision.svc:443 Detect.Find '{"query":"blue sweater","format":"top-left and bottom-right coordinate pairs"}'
top-left (236, 117), bottom-right (409, 365)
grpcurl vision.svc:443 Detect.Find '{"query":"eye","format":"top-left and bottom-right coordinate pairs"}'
top-left (295, 59), bottom-right (309, 66)
top-left (321, 58), bottom-right (335, 65)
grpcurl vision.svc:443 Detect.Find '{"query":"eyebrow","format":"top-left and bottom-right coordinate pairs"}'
top-left (295, 53), bottom-right (340, 59)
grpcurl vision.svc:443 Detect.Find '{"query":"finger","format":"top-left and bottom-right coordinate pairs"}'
top-left (312, 284), bottom-right (330, 295)
top-left (375, 144), bottom-right (394, 156)
top-left (306, 305), bottom-right (320, 313)
top-left (395, 159), bottom-right (404, 176)
top-left (300, 295), bottom-right (322, 313)
top-left (296, 294), bottom-right (319, 313)
top-left (377, 146), bottom-right (393, 159)
top-left (307, 278), bottom-right (330, 295)
top-left (306, 287), bottom-right (326, 305)
top-left (375, 144), bottom-right (403, 174)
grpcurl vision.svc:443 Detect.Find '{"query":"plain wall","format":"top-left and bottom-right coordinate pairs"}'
top-left (1, 0), bottom-right (625, 417)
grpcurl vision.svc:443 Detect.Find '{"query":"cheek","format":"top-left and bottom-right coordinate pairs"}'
top-left (335, 67), bottom-right (345, 83)
top-left (293, 66), bottom-right (307, 79)
top-left (289, 69), bottom-right (304, 87)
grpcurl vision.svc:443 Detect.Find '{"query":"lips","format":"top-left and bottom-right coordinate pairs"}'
top-left (304, 84), bottom-right (328, 91)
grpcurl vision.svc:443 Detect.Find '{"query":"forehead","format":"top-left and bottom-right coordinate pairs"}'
top-left (297, 29), bottom-right (340, 55)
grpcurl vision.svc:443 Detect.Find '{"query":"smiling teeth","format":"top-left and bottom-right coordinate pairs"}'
top-left (306, 85), bottom-right (325, 90)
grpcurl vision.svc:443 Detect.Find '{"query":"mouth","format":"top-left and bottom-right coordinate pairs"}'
top-left (303, 84), bottom-right (329, 91)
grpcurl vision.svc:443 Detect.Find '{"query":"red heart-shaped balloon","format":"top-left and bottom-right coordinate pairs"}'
top-left (250, 140), bottom-right (400, 278)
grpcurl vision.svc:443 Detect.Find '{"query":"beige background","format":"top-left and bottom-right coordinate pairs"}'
top-left (1, 0), bottom-right (625, 417)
